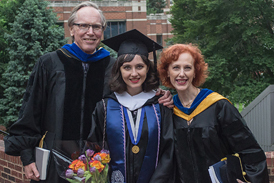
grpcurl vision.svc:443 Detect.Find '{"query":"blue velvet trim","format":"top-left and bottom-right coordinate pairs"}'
top-left (173, 88), bottom-right (213, 115)
top-left (107, 99), bottom-right (126, 181)
top-left (106, 99), bottom-right (160, 183)
top-left (137, 104), bottom-right (160, 183)
top-left (62, 43), bottom-right (110, 62)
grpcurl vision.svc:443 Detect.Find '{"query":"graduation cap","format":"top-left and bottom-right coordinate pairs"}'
top-left (102, 29), bottom-right (163, 71)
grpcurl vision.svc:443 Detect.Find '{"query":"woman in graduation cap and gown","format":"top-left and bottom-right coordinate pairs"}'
top-left (158, 44), bottom-right (269, 183)
top-left (87, 29), bottom-right (174, 183)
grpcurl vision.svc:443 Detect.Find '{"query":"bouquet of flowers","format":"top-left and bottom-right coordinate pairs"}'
top-left (52, 141), bottom-right (110, 183)
top-left (65, 149), bottom-right (110, 183)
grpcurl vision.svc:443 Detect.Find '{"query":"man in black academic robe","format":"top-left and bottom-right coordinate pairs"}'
top-left (4, 2), bottom-right (114, 182)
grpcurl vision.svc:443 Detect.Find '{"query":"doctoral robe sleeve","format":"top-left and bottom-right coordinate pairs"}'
top-left (87, 99), bottom-right (106, 146)
top-left (217, 100), bottom-right (269, 183)
top-left (4, 56), bottom-right (49, 166)
top-left (149, 105), bottom-right (174, 183)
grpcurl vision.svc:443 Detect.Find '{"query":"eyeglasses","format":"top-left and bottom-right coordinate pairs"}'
top-left (73, 23), bottom-right (104, 32)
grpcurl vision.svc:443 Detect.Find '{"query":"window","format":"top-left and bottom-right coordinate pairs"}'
top-left (104, 22), bottom-right (126, 39)
top-left (156, 35), bottom-right (162, 46)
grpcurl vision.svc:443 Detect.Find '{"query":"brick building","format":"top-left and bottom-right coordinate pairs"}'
top-left (47, 0), bottom-right (173, 47)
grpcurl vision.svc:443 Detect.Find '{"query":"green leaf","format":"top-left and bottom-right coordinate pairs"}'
top-left (0, 0), bottom-right (67, 127)
top-left (169, 0), bottom-right (274, 106)
top-left (85, 173), bottom-right (92, 183)
top-left (66, 178), bottom-right (81, 183)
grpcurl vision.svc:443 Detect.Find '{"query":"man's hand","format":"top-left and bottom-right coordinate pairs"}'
top-left (156, 88), bottom-right (174, 108)
top-left (24, 162), bottom-right (40, 181)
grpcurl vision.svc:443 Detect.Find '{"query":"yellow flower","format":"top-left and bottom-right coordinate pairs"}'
top-left (100, 152), bottom-right (111, 164)
top-left (89, 160), bottom-right (105, 173)
top-left (69, 159), bottom-right (87, 173)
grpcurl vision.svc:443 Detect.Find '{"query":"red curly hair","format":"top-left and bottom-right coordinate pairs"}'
top-left (158, 44), bottom-right (208, 89)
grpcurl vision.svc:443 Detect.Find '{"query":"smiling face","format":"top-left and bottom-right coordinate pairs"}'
top-left (167, 52), bottom-right (195, 92)
top-left (70, 7), bottom-right (103, 54)
top-left (120, 55), bottom-right (148, 96)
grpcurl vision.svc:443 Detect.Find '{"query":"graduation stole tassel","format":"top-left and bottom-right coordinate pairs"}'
top-left (123, 107), bottom-right (145, 154)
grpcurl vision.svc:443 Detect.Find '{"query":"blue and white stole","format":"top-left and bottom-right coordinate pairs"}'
top-left (106, 99), bottom-right (161, 183)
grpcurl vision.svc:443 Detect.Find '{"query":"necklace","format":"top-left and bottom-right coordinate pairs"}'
top-left (182, 88), bottom-right (200, 108)
top-left (182, 99), bottom-right (194, 107)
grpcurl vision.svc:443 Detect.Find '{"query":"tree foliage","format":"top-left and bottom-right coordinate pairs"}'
top-left (170, 0), bottom-right (274, 105)
top-left (0, 0), bottom-right (25, 62)
top-left (99, 43), bottom-right (117, 59)
top-left (0, 0), bottom-right (67, 126)
top-left (0, 0), bottom-right (25, 114)
top-left (147, 0), bottom-right (166, 14)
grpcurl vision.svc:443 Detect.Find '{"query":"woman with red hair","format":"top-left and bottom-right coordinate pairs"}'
top-left (158, 44), bottom-right (269, 183)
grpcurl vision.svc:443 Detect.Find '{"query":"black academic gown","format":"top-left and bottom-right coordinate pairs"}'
top-left (88, 93), bottom-right (174, 183)
top-left (173, 95), bottom-right (269, 183)
top-left (4, 48), bottom-right (115, 183)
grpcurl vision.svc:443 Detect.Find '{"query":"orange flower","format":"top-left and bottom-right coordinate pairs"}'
top-left (91, 152), bottom-right (111, 164)
top-left (99, 152), bottom-right (111, 164)
top-left (69, 159), bottom-right (87, 173)
top-left (89, 160), bottom-right (105, 173)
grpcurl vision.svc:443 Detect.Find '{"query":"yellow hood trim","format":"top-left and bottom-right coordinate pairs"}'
top-left (173, 92), bottom-right (231, 121)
